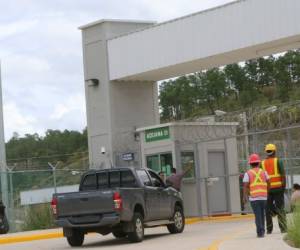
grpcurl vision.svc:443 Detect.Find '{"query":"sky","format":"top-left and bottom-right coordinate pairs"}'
top-left (0, 0), bottom-right (234, 140)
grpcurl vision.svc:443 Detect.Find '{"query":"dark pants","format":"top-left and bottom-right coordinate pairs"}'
top-left (250, 200), bottom-right (267, 237)
top-left (266, 191), bottom-right (287, 233)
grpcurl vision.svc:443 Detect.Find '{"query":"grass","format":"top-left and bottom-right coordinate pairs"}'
top-left (286, 205), bottom-right (300, 248)
top-left (22, 203), bottom-right (56, 231)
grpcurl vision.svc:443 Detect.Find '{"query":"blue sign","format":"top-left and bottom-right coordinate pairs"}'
top-left (122, 153), bottom-right (134, 161)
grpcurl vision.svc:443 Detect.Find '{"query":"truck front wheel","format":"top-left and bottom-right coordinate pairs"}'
top-left (66, 229), bottom-right (84, 247)
top-left (128, 212), bottom-right (144, 243)
top-left (167, 206), bottom-right (185, 234)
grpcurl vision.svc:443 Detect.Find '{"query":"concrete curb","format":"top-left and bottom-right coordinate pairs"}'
top-left (0, 214), bottom-right (253, 245)
top-left (185, 214), bottom-right (254, 224)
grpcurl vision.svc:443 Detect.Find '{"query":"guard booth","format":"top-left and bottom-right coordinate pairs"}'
top-left (136, 122), bottom-right (241, 217)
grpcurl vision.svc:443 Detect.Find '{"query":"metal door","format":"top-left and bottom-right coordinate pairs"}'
top-left (207, 151), bottom-right (228, 215)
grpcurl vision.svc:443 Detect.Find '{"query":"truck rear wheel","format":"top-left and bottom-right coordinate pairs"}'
top-left (128, 212), bottom-right (144, 243)
top-left (167, 206), bottom-right (185, 234)
top-left (66, 229), bottom-right (84, 247)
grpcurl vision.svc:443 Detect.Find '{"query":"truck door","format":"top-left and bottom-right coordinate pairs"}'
top-left (136, 170), bottom-right (159, 221)
top-left (148, 171), bottom-right (172, 219)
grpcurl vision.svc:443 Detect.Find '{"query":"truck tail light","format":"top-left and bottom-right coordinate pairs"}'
top-left (51, 197), bottom-right (58, 215)
top-left (113, 192), bottom-right (122, 211)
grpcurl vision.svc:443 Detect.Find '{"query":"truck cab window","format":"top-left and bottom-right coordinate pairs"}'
top-left (109, 171), bottom-right (120, 188)
top-left (81, 174), bottom-right (97, 191)
top-left (148, 171), bottom-right (165, 188)
top-left (97, 172), bottom-right (109, 189)
top-left (136, 170), bottom-right (152, 186)
top-left (121, 170), bottom-right (136, 187)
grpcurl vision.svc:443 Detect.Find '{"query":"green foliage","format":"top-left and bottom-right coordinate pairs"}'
top-left (22, 204), bottom-right (56, 231)
top-left (287, 205), bottom-right (300, 248)
top-left (159, 50), bottom-right (300, 121)
top-left (6, 128), bottom-right (88, 168)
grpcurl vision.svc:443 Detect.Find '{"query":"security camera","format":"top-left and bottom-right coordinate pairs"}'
top-left (101, 147), bottom-right (106, 154)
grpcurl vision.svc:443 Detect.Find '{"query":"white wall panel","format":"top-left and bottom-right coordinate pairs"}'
top-left (108, 0), bottom-right (300, 81)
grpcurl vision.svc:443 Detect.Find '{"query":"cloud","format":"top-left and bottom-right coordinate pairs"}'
top-left (50, 94), bottom-right (85, 121)
top-left (0, 0), bottom-right (233, 140)
top-left (3, 102), bottom-right (39, 139)
top-left (0, 19), bottom-right (38, 41)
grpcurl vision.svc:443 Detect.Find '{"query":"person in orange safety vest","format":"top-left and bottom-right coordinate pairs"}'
top-left (243, 153), bottom-right (270, 238)
top-left (262, 143), bottom-right (287, 234)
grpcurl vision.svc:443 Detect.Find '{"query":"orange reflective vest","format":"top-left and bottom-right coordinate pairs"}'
top-left (247, 168), bottom-right (268, 198)
top-left (261, 157), bottom-right (283, 189)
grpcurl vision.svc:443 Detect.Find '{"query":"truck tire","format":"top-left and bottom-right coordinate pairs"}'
top-left (128, 212), bottom-right (144, 243)
top-left (167, 206), bottom-right (185, 234)
top-left (0, 215), bottom-right (9, 234)
top-left (66, 229), bottom-right (84, 247)
top-left (112, 229), bottom-right (127, 238)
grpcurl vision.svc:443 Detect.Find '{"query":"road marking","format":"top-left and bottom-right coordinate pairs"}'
top-left (0, 232), bottom-right (63, 245)
top-left (197, 226), bottom-right (252, 250)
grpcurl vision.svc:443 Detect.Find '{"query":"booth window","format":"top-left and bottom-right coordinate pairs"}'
top-left (146, 153), bottom-right (172, 176)
top-left (181, 151), bottom-right (195, 179)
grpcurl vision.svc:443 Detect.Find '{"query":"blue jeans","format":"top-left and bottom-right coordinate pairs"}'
top-left (250, 200), bottom-right (267, 236)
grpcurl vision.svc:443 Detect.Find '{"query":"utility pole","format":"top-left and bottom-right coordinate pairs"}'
top-left (0, 62), bottom-right (9, 211)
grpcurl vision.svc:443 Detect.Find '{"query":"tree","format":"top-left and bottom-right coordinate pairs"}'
top-left (159, 76), bottom-right (196, 121)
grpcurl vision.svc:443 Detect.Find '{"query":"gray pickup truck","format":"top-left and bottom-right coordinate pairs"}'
top-left (51, 167), bottom-right (185, 247)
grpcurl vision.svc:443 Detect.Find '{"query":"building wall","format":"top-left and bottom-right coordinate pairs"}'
top-left (81, 21), bottom-right (158, 168)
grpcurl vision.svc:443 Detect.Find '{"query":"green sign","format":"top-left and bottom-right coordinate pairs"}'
top-left (145, 126), bottom-right (170, 142)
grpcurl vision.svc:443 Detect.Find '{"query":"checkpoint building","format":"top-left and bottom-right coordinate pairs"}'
top-left (79, 0), bottom-right (300, 216)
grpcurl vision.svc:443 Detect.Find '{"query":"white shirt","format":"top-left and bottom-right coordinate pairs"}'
top-left (243, 169), bottom-right (269, 201)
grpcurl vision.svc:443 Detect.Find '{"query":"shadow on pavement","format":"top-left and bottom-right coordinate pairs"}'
top-left (83, 233), bottom-right (171, 248)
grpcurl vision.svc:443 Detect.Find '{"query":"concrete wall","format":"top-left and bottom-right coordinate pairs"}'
top-left (81, 21), bottom-right (158, 168)
top-left (108, 0), bottom-right (300, 81)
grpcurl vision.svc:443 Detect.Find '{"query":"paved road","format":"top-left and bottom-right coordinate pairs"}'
top-left (0, 218), bottom-right (254, 250)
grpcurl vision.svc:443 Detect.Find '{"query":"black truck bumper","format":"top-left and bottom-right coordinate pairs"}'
top-left (56, 213), bottom-right (120, 228)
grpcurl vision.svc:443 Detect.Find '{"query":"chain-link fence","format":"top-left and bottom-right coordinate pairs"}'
top-left (2, 103), bottom-right (300, 230)
top-left (0, 168), bottom-right (89, 232)
top-left (0, 152), bottom-right (89, 232)
top-left (176, 115), bottom-right (300, 216)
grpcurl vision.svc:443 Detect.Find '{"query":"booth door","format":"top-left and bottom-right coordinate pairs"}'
top-left (207, 151), bottom-right (228, 215)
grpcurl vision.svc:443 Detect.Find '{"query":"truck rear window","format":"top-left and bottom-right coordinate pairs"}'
top-left (109, 171), bottom-right (120, 188)
top-left (97, 172), bottom-right (108, 188)
top-left (82, 170), bottom-right (136, 190)
top-left (81, 174), bottom-right (97, 190)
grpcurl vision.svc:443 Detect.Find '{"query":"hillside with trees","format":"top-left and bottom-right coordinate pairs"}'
top-left (6, 129), bottom-right (88, 169)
